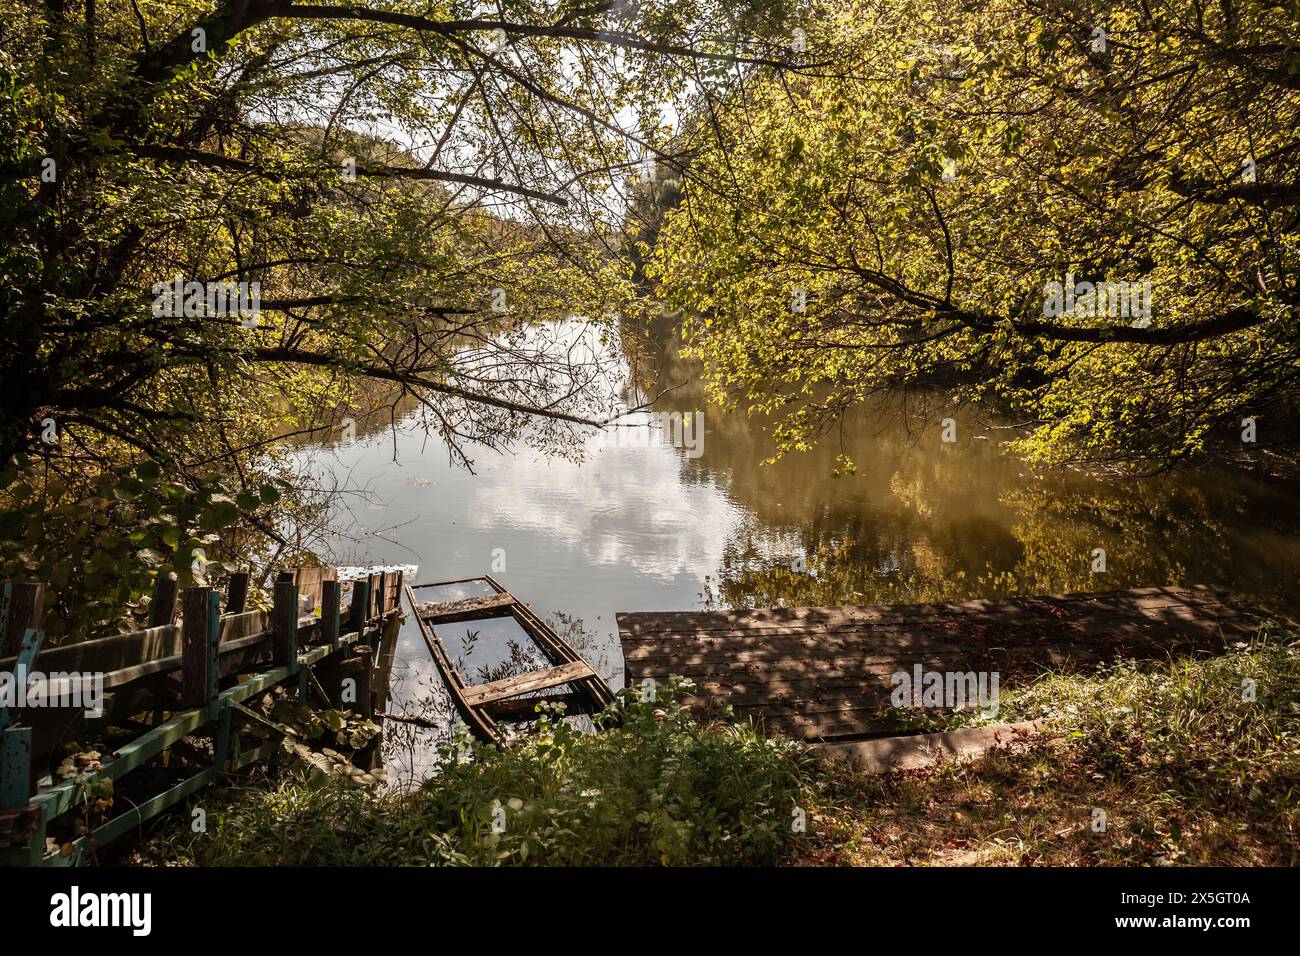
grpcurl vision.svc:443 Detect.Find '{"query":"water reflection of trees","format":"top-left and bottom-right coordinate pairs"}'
top-left (706, 477), bottom-right (1300, 619)
top-left (630, 331), bottom-right (1300, 618)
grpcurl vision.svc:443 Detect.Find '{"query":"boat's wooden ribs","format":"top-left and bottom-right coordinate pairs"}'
top-left (484, 692), bottom-right (593, 721)
top-left (461, 660), bottom-right (596, 707)
top-left (415, 592), bottom-right (517, 624)
top-left (405, 576), bottom-right (617, 745)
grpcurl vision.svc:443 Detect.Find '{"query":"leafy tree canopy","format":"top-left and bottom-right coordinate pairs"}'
top-left (0, 0), bottom-right (803, 635)
top-left (649, 0), bottom-right (1300, 473)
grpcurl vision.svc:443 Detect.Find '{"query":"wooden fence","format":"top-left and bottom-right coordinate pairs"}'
top-left (0, 568), bottom-right (404, 866)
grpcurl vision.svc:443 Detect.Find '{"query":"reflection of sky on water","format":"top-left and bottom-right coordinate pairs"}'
top-left (299, 411), bottom-right (769, 692)
top-left (288, 324), bottom-right (1300, 784)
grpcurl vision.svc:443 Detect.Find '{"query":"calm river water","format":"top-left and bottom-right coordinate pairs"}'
top-left (293, 323), bottom-right (1300, 781)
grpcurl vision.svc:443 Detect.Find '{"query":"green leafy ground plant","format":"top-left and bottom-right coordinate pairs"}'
top-left (147, 679), bottom-right (812, 866)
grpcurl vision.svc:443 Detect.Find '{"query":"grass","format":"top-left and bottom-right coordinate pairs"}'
top-left (142, 677), bottom-right (812, 866)
top-left (796, 632), bottom-right (1300, 866)
top-left (139, 633), bottom-right (1299, 867)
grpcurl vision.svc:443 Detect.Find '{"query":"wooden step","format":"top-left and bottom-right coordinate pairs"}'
top-left (484, 691), bottom-right (594, 721)
top-left (816, 721), bottom-right (1050, 772)
top-left (461, 660), bottom-right (596, 707)
top-left (415, 592), bottom-right (516, 624)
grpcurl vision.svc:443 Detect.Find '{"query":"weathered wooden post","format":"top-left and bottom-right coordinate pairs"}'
top-left (0, 581), bottom-right (45, 864)
top-left (273, 578), bottom-right (299, 671)
top-left (370, 571), bottom-right (404, 721)
top-left (0, 724), bottom-right (42, 865)
top-left (348, 577), bottom-right (371, 634)
top-left (367, 573), bottom-right (380, 623)
top-left (316, 580), bottom-right (343, 707)
top-left (1, 582), bottom-right (44, 657)
top-left (321, 580), bottom-right (341, 646)
top-left (358, 577), bottom-right (389, 770)
top-left (225, 571), bottom-right (250, 614)
top-left (181, 587), bottom-right (221, 716)
top-left (0, 726), bottom-right (33, 809)
top-left (149, 573), bottom-right (179, 627)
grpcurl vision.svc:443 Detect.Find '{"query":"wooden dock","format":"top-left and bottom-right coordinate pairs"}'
top-left (617, 586), bottom-right (1278, 742)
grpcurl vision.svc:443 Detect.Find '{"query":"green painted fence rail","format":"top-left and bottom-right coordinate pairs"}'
top-left (0, 568), bottom-right (404, 866)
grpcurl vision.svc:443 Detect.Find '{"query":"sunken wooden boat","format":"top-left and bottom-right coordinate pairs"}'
top-left (405, 575), bottom-right (616, 745)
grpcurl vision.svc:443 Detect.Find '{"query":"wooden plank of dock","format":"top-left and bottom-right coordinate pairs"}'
top-left (616, 586), bottom-right (1278, 742)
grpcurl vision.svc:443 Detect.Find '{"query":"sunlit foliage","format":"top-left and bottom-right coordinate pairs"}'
top-left (0, 0), bottom-right (802, 634)
top-left (650, 0), bottom-right (1300, 472)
